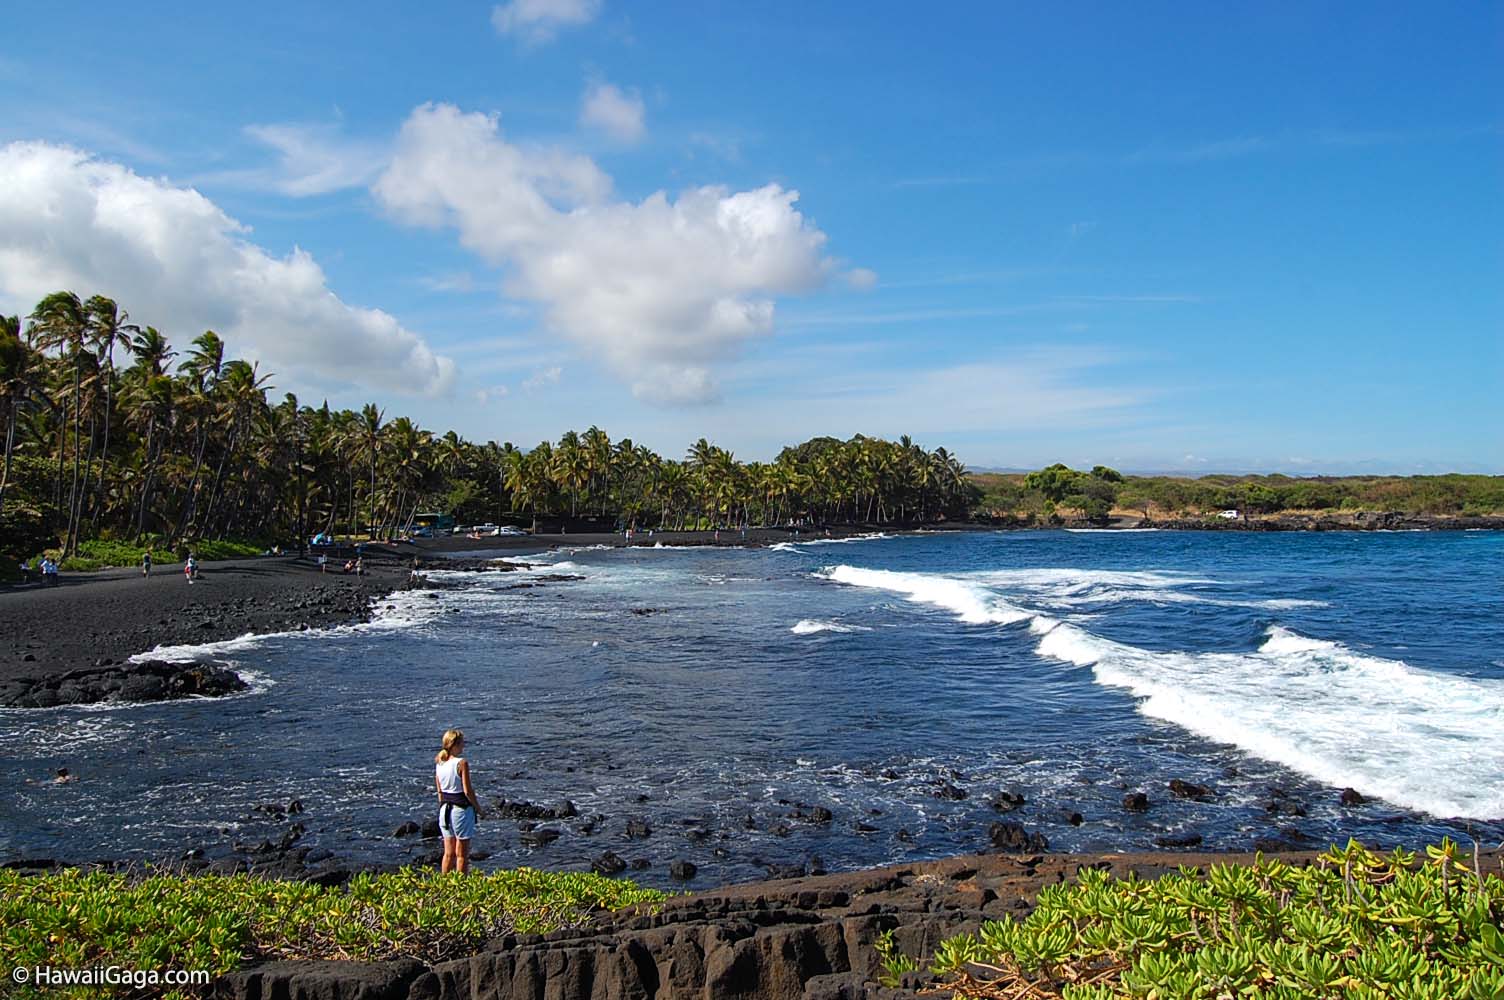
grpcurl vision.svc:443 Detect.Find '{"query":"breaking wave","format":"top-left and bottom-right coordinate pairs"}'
top-left (819, 564), bottom-right (1504, 819)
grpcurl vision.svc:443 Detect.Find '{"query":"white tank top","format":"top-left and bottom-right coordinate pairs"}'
top-left (436, 756), bottom-right (463, 795)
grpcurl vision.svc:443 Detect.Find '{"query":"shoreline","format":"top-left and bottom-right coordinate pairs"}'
top-left (5, 517), bottom-right (1499, 700)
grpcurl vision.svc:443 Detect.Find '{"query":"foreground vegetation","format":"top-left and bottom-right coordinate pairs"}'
top-left (0, 866), bottom-right (667, 998)
top-left (913, 839), bottom-right (1504, 999)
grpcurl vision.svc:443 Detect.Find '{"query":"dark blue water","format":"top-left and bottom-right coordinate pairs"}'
top-left (2, 530), bottom-right (1501, 886)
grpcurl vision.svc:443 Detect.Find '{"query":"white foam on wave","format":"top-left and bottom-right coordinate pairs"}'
top-left (815, 565), bottom-right (1032, 625)
top-left (965, 567), bottom-right (1327, 610)
top-left (1034, 621), bottom-right (1504, 820)
top-left (791, 619), bottom-right (873, 635)
top-left (1064, 528), bottom-right (1162, 533)
top-left (130, 585), bottom-right (450, 664)
top-left (821, 563), bottom-right (1503, 819)
top-left (773, 532), bottom-right (891, 552)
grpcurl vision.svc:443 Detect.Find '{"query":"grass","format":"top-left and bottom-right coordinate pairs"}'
top-left (920, 839), bottom-right (1504, 999)
top-left (0, 866), bottom-right (667, 998)
top-left (25, 536), bottom-right (267, 572)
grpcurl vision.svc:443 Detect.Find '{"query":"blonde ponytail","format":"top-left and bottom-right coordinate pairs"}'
top-left (435, 728), bottom-right (464, 763)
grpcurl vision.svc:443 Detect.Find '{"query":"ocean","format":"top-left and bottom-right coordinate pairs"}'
top-left (2, 530), bottom-right (1501, 885)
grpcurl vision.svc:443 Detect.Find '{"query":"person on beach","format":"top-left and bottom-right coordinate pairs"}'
top-left (184, 554), bottom-right (198, 584)
top-left (434, 729), bottom-right (481, 873)
top-left (18, 558), bottom-right (31, 585)
top-left (318, 552), bottom-right (328, 573)
top-left (142, 552), bottom-right (152, 577)
top-left (355, 556), bottom-right (365, 576)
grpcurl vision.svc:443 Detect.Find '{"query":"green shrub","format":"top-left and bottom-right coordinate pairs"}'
top-left (0, 866), bottom-right (667, 999)
top-left (932, 839), bottom-right (1504, 999)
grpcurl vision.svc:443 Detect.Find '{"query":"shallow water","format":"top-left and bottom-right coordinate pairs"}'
top-left (2, 530), bottom-right (1501, 886)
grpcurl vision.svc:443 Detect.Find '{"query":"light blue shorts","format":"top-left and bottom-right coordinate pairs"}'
top-left (438, 802), bottom-right (475, 841)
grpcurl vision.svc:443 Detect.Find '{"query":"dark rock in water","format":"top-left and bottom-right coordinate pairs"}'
top-left (767, 822), bottom-right (791, 838)
top-left (591, 851), bottom-right (627, 875)
top-left (623, 818), bottom-right (652, 839)
top-left (1155, 833), bottom-right (1204, 849)
top-left (1263, 799), bottom-right (1306, 817)
top-left (287, 799), bottom-right (305, 815)
top-left (808, 806), bottom-right (834, 825)
top-left (629, 858), bottom-right (651, 870)
top-left (520, 827), bottom-right (561, 848)
top-left (1066, 811), bottom-right (1084, 826)
top-left (669, 859), bottom-right (698, 881)
top-left (880, 768), bottom-right (900, 780)
top-left (933, 781), bottom-right (968, 801)
top-left (895, 828), bottom-right (915, 843)
top-left (1122, 792), bottom-right (1150, 813)
top-left (420, 818), bottom-right (441, 839)
top-left (990, 791), bottom-right (1026, 812)
top-left (493, 798), bottom-right (577, 822)
top-left (765, 863), bottom-right (805, 880)
top-left (805, 855), bottom-right (826, 876)
top-left (853, 821), bottom-right (878, 833)
top-left (988, 822), bottom-right (1048, 852)
top-left (0, 659), bottom-right (248, 708)
top-left (1340, 787), bottom-right (1367, 806)
top-left (1168, 779), bottom-right (1211, 801)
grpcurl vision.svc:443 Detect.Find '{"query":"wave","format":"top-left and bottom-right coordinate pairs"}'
top-left (963, 567), bottom-right (1326, 610)
top-left (820, 563), bottom-right (1503, 819)
top-left (772, 532), bottom-right (892, 553)
top-left (1033, 620), bottom-right (1504, 820)
top-left (791, 619), bottom-right (873, 635)
top-left (130, 587), bottom-right (450, 664)
top-left (1063, 528), bottom-right (1162, 533)
top-left (815, 565), bottom-right (1032, 625)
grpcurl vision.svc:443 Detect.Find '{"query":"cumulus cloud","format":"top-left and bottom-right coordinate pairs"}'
top-left (491, 0), bottom-right (601, 43)
top-left (580, 81), bottom-right (645, 143)
top-left (0, 142), bottom-right (454, 396)
top-left (374, 103), bottom-right (835, 404)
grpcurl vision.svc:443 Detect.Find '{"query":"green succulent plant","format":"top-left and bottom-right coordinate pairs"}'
top-left (0, 866), bottom-right (667, 999)
top-left (927, 838), bottom-right (1504, 999)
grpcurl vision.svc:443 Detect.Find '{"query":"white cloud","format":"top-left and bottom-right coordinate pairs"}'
top-left (0, 141), bottom-right (454, 396)
top-left (242, 123), bottom-right (386, 196)
top-left (522, 365), bottom-right (563, 391)
top-left (491, 0), bottom-right (601, 43)
top-left (841, 267), bottom-right (878, 291)
top-left (190, 123), bottom-right (386, 196)
top-left (580, 81), bottom-right (646, 143)
top-left (374, 103), bottom-right (836, 405)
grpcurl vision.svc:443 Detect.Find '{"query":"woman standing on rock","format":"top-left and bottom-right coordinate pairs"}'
top-left (434, 729), bottom-right (481, 873)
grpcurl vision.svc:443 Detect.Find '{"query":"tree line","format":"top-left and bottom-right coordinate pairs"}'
top-left (975, 465), bottom-right (1504, 522)
top-left (0, 292), bottom-right (979, 559)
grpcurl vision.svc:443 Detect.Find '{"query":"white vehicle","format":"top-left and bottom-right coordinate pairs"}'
top-left (496, 525), bottom-right (528, 536)
top-left (472, 523), bottom-right (501, 536)
top-left (1218, 509), bottom-right (1241, 519)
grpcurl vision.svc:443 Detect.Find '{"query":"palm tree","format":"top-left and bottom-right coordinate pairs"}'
top-left (359, 403), bottom-right (384, 537)
top-left (0, 314), bottom-right (39, 513)
top-left (29, 291), bottom-right (91, 551)
top-left (83, 296), bottom-right (137, 529)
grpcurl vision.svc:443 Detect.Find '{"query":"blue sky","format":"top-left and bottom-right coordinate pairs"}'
top-left (1, 2), bottom-right (1498, 473)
